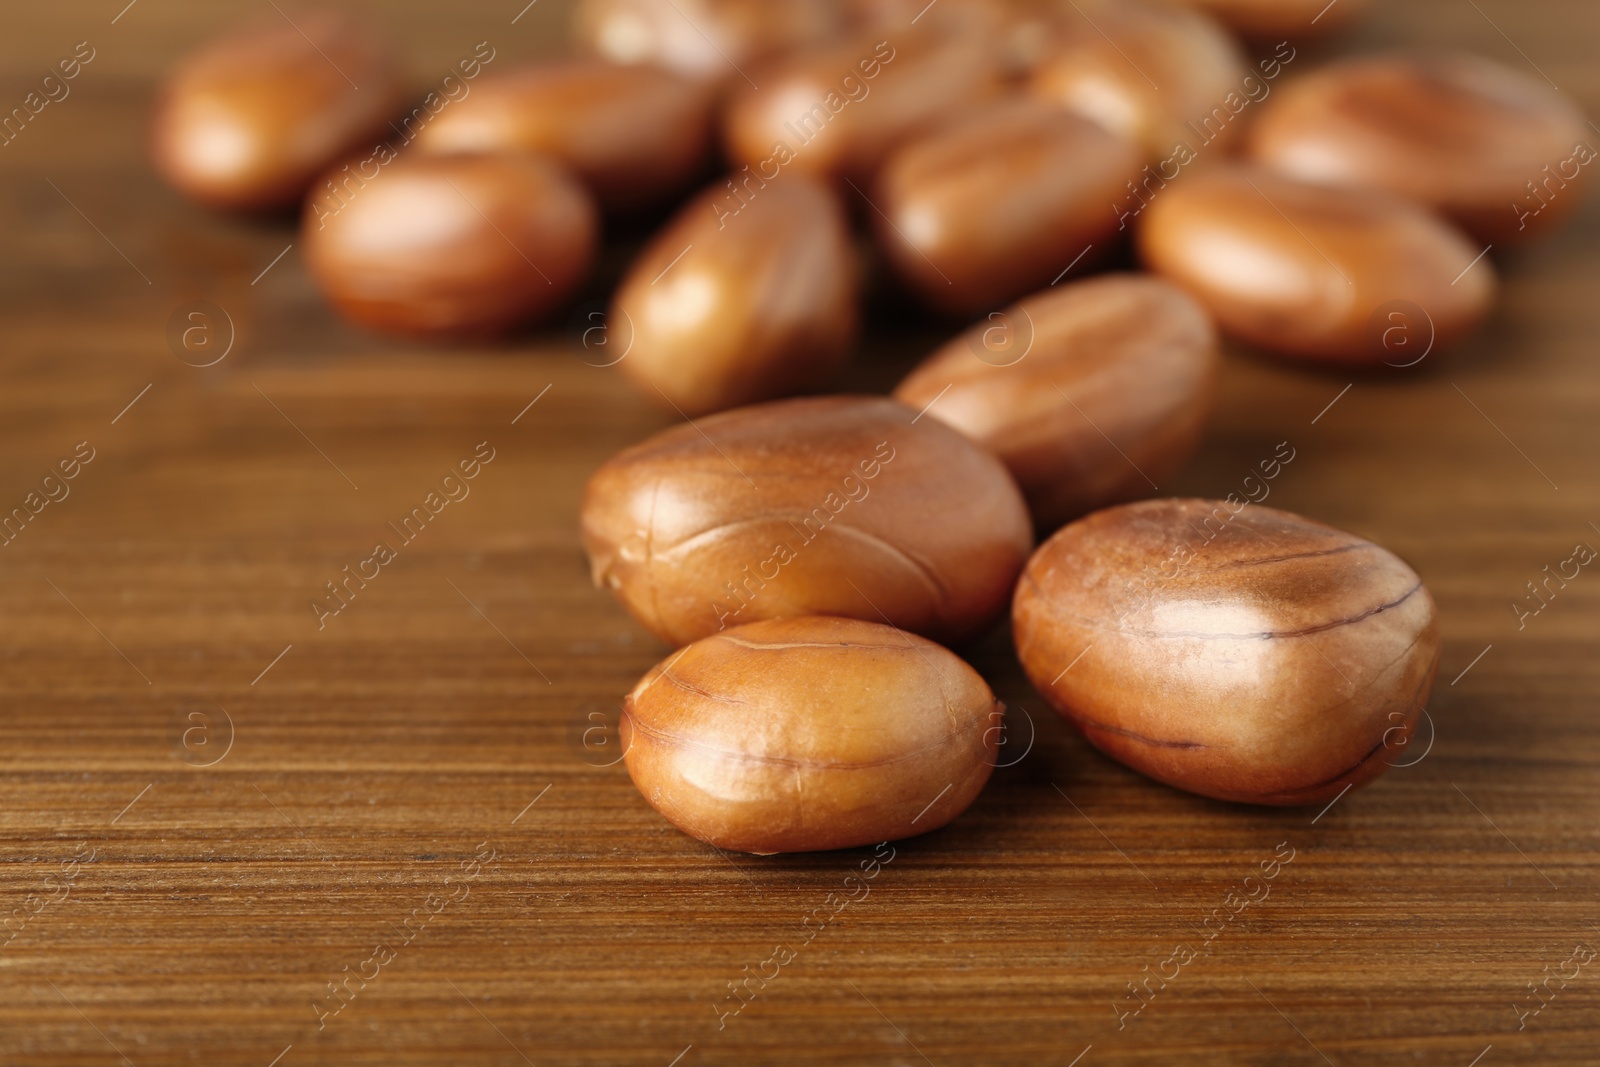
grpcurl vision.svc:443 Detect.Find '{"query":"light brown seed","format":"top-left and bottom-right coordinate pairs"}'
top-left (1136, 165), bottom-right (1496, 364)
top-left (622, 616), bottom-right (1000, 854)
top-left (412, 60), bottom-right (714, 211)
top-left (1013, 498), bottom-right (1441, 805)
top-left (894, 274), bottom-right (1218, 531)
top-left (571, 0), bottom-right (845, 84)
top-left (1247, 53), bottom-right (1594, 244)
top-left (611, 175), bottom-right (858, 416)
top-left (581, 395), bottom-right (1033, 646)
top-left (302, 153), bottom-right (597, 339)
top-left (845, 0), bottom-right (1086, 75)
top-left (1165, 0), bottom-right (1371, 39)
top-left (721, 29), bottom-right (1004, 182)
top-left (872, 99), bottom-right (1140, 315)
top-left (150, 10), bottom-right (408, 211)
top-left (1029, 1), bottom-right (1247, 163)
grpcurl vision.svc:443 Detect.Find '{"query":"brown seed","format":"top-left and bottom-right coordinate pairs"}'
top-left (621, 616), bottom-right (1001, 854)
top-left (411, 60), bottom-right (714, 211)
top-left (893, 274), bottom-right (1218, 531)
top-left (1013, 498), bottom-right (1441, 805)
top-left (150, 10), bottom-right (408, 212)
top-left (1136, 165), bottom-right (1495, 364)
top-left (872, 99), bottom-right (1140, 315)
top-left (571, 0), bottom-right (845, 83)
top-left (1029, 1), bottom-right (1247, 163)
top-left (845, 0), bottom-right (1082, 75)
top-left (581, 395), bottom-right (1033, 646)
top-left (722, 29), bottom-right (1004, 181)
top-left (611, 176), bottom-right (857, 416)
top-left (302, 153), bottom-right (597, 339)
top-left (1247, 53), bottom-right (1594, 244)
top-left (1165, 0), bottom-right (1371, 39)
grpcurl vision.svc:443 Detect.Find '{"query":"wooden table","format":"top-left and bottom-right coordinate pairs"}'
top-left (2, 1), bottom-right (1597, 1064)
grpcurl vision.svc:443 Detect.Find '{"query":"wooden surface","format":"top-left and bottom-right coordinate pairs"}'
top-left (3, 2), bottom-right (1599, 1064)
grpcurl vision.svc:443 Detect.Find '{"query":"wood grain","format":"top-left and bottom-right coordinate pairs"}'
top-left (2, 1), bottom-right (1598, 1065)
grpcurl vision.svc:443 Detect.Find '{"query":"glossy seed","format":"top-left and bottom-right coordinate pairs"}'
top-left (1137, 165), bottom-right (1495, 363)
top-left (302, 152), bottom-right (597, 339)
top-left (572, 0), bottom-right (845, 83)
top-left (894, 274), bottom-right (1218, 530)
top-left (622, 615), bottom-right (1001, 854)
top-left (1014, 498), bottom-right (1441, 805)
top-left (1030, 1), bottom-right (1247, 163)
top-left (1247, 52), bottom-right (1594, 244)
top-left (611, 175), bottom-right (858, 416)
top-left (581, 395), bottom-right (1033, 646)
top-left (413, 60), bottom-right (714, 211)
top-left (1165, 0), bottom-right (1371, 39)
top-left (873, 99), bottom-right (1140, 315)
top-left (722, 29), bottom-right (1003, 181)
top-left (151, 10), bottom-right (408, 211)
